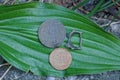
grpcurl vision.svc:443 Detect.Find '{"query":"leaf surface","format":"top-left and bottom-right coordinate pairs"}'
top-left (0, 2), bottom-right (120, 77)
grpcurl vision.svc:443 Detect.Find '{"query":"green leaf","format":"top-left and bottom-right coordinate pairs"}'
top-left (1, 2), bottom-right (120, 77)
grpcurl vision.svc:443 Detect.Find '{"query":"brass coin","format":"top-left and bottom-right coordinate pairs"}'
top-left (49, 48), bottom-right (72, 70)
top-left (38, 19), bottom-right (66, 48)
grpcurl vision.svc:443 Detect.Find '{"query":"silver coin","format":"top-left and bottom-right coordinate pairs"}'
top-left (38, 19), bottom-right (66, 48)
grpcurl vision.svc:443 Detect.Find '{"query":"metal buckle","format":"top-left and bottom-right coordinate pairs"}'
top-left (66, 30), bottom-right (82, 50)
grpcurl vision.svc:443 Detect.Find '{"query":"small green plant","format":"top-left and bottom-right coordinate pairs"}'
top-left (72, 0), bottom-right (120, 17)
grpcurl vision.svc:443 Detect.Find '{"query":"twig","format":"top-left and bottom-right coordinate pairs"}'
top-left (72, 0), bottom-right (89, 10)
top-left (79, 7), bottom-right (89, 14)
top-left (11, 0), bottom-right (16, 5)
top-left (0, 65), bottom-right (12, 80)
top-left (3, 0), bottom-right (9, 5)
top-left (13, 72), bottom-right (28, 80)
top-left (0, 63), bottom-right (9, 67)
top-left (112, 0), bottom-right (120, 7)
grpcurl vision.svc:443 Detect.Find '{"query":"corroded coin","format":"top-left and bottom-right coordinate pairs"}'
top-left (49, 48), bottom-right (72, 70)
top-left (38, 19), bottom-right (66, 48)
